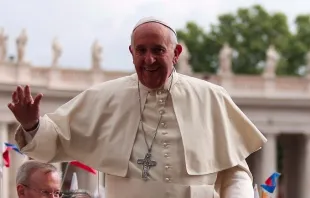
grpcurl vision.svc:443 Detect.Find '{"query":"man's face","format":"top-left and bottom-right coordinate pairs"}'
top-left (129, 22), bottom-right (182, 89)
top-left (17, 170), bottom-right (61, 198)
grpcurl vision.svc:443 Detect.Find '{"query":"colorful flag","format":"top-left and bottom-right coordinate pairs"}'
top-left (2, 148), bottom-right (10, 167)
top-left (4, 143), bottom-right (23, 155)
top-left (2, 142), bottom-right (24, 167)
top-left (260, 172), bottom-right (281, 193)
top-left (70, 161), bottom-right (97, 175)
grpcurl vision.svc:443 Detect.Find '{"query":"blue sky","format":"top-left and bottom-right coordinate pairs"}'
top-left (1, 0), bottom-right (309, 71)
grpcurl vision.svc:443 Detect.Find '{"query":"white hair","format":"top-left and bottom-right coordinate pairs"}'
top-left (16, 160), bottom-right (62, 185)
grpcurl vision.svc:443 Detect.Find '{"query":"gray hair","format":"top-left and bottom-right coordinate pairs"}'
top-left (16, 160), bottom-right (62, 185)
top-left (130, 23), bottom-right (178, 48)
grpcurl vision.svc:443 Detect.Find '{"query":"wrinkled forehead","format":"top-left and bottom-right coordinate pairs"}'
top-left (132, 23), bottom-right (172, 47)
top-left (132, 18), bottom-right (176, 47)
top-left (29, 170), bottom-right (61, 188)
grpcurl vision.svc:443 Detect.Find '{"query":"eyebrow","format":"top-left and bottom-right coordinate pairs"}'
top-left (135, 44), bottom-right (165, 48)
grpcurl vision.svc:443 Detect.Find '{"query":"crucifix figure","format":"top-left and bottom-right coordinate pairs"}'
top-left (137, 152), bottom-right (157, 180)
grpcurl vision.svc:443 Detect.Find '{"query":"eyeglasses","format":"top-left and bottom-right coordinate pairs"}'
top-left (22, 184), bottom-right (63, 197)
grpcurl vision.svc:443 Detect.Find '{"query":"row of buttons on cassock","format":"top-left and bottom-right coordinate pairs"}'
top-left (156, 91), bottom-right (173, 184)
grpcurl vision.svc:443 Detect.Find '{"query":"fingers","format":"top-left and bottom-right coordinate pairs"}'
top-left (7, 102), bottom-right (15, 112)
top-left (12, 91), bottom-right (19, 104)
top-left (24, 85), bottom-right (33, 105)
top-left (16, 86), bottom-right (25, 104)
top-left (33, 93), bottom-right (43, 106)
top-left (11, 85), bottom-right (43, 107)
top-left (7, 102), bottom-right (19, 118)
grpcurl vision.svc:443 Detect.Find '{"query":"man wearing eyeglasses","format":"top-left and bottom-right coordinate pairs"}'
top-left (16, 160), bottom-right (62, 198)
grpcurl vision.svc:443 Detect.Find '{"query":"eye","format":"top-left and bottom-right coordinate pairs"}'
top-left (41, 190), bottom-right (51, 196)
top-left (152, 48), bottom-right (165, 55)
top-left (135, 47), bottom-right (146, 55)
top-left (54, 191), bottom-right (62, 196)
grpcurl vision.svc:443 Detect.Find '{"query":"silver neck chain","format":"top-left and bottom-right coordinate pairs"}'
top-left (137, 73), bottom-right (174, 153)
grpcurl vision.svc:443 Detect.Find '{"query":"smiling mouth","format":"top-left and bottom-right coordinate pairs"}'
top-left (144, 66), bottom-right (159, 72)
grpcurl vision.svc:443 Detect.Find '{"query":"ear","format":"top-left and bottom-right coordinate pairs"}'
top-left (173, 44), bottom-right (183, 65)
top-left (129, 45), bottom-right (133, 55)
top-left (17, 184), bottom-right (26, 197)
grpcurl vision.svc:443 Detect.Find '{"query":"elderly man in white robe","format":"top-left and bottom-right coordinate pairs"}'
top-left (8, 17), bottom-right (267, 198)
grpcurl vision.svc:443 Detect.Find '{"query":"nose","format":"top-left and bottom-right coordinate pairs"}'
top-left (144, 51), bottom-right (156, 65)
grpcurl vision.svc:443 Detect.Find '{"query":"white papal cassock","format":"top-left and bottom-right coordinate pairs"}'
top-left (15, 71), bottom-right (267, 198)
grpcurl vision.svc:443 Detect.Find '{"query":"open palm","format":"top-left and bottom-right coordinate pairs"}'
top-left (8, 85), bottom-right (43, 130)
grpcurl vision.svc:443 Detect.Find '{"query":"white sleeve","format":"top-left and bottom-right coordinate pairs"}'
top-left (22, 122), bottom-right (40, 143)
top-left (14, 86), bottom-right (103, 164)
top-left (218, 165), bottom-right (254, 198)
top-left (15, 116), bottom-right (59, 162)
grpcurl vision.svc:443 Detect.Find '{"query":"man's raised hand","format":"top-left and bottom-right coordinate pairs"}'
top-left (7, 85), bottom-right (43, 130)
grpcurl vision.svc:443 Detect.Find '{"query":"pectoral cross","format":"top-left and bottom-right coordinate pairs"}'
top-left (137, 152), bottom-right (157, 181)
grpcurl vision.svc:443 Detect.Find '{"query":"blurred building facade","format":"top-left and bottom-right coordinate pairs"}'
top-left (0, 32), bottom-right (309, 198)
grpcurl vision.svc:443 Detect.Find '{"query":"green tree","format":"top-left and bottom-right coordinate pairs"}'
top-left (280, 15), bottom-right (310, 75)
top-left (176, 22), bottom-right (221, 73)
top-left (177, 5), bottom-right (309, 76)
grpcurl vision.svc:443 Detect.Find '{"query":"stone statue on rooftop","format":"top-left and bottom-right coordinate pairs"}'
top-left (16, 29), bottom-right (28, 64)
top-left (52, 37), bottom-right (62, 66)
top-left (91, 40), bottom-right (102, 70)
